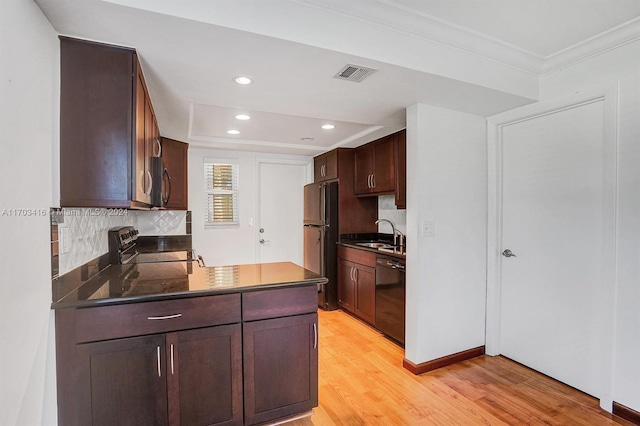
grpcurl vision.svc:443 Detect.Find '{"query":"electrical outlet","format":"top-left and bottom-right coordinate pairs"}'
top-left (59, 225), bottom-right (70, 254)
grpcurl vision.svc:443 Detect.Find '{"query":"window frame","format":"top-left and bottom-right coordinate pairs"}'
top-left (203, 159), bottom-right (240, 229)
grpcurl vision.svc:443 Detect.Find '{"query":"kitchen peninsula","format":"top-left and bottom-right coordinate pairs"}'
top-left (53, 261), bottom-right (326, 426)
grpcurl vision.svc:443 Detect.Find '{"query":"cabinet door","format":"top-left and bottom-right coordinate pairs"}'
top-left (76, 335), bottom-right (168, 426)
top-left (167, 325), bottom-right (243, 426)
top-left (313, 155), bottom-right (325, 182)
top-left (134, 71), bottom-right (151, 205)
top-left (354, 145), bottom-right (374, 194)
top-left (145, 96), bottom-right (156, 196)
top-left (394, 130), bottom-right (406, 209)
top-left (314, 150), bottom-right (338, 182)
top-left (60, 37), bottom-right (135, 207)
top-left (372, 136), bottom-right (395, 193)
top-left (323, 150), bottom-right (338, 180)
top-left (354, 264), bottom-right (376, 325)
top-left (337, 258), bottom-right (355, 313)
top-left (161, 138), bottom-right (189, 210)
top-left (243, 313), bottom-right (318, 425)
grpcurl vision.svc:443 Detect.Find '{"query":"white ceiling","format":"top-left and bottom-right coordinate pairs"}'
top-left (35, 0), bottom-right (640, 155)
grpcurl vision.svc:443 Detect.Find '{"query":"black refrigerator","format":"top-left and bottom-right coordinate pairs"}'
top-left (303, 181), bottom-right (339, 310)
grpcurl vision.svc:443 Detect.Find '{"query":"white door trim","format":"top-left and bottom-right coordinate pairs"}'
top-left (486, 83), bottom-right (619, 411)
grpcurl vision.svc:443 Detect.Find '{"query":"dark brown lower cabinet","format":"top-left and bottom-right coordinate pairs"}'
top-left (243, 313), bottom-right (318, 426)
top-left (76, 334), bottom-right (168, 426)
top-left (337, 246), bottom-right (376, 325)
top-left (354, 265), bottom-right (375, 324)
top-left (56, 286), bottom-right (319, 426)
top-left (75, 325), bottom-right (243, 426)
top-left (337, 258), bottom-right (356, 312)
top-left (167, 325), bottom-right (243, 426)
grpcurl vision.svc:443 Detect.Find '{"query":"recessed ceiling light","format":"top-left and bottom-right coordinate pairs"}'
top-left (322, 124), bottom-right (335, 130)
top-left (227, 130), bottom-right (240, 135)
top-left (235, 114), bottom-right (250, 120)
top-left (235, 76), bottom-right (252, 85)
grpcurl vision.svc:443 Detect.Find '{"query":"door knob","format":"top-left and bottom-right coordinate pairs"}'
top-left (259, 238), bottom-right (270, 244)
top-left (502, 249), bottom-right (516, 258)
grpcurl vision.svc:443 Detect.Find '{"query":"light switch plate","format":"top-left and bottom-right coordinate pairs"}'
top-left (421, 220), bottom-right (435, 237)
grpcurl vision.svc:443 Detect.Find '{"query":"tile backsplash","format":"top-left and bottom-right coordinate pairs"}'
top-left (378, 195), bottom-right (407, 235)
top-left (51, 208), bottom-right (188, 276)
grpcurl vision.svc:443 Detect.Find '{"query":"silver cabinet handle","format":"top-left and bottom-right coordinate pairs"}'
top-left (145, 170), bottom-right (153, 195)
top-left (170, 343), bottom-right (175, 375)
top-left (502, 249), bottom-right (517, 258)
top-left (156, 346), bottom-right (161, 377)
top-left (354, 268), bottom-right (358, 282)
top-left (371, 174), bottom-right (375, 188)
top-left (313, 323), bottom-right (318, 349)
top-left (162, 168), bottom-right (172, 205)
top-left (147, 313), bottom-right (182, 320)
top-left (154, 138), bottom-right (162, 157)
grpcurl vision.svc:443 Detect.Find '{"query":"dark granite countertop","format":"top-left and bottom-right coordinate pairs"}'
top-left (52, 261), bottom-right (327, 309)
top-left (338, 233), bottom-right (406, 259)
top-left (338, 241), bottom-right (406, 258)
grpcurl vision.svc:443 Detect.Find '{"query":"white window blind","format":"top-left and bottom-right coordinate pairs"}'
top-left (204, 160), bottom-right (239, 228)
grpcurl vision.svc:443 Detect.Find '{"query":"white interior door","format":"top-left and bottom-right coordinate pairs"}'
top-left (257, 161), bottom-right (307, 265)
top-left (499, 99), bottom-right (610, 398)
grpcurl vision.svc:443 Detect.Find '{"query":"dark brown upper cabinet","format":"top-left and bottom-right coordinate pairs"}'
top-left (394, 129), bottom-right (406, 209)
top-left (312, 148), bottom-right (378, 234)
top-left (354, 135), bottom-right (395, 195)
top-left (159, 137), bottom-right (189, 210)
top-left (353, 130), bottom-right (406, 209)
top-left (313, 149), bottom-right (338, 182)
top-left (60, 36), bottom-right (159, 208)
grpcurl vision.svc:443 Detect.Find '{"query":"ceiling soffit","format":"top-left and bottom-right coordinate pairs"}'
top-left (102, 0), bottom-right (540, 100)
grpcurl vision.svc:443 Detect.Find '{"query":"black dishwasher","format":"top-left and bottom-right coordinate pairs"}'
top-left (375, 255), bottom-right (405, 345)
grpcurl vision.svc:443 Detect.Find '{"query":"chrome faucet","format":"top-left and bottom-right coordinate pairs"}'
top-left (375, 218), bottom-right (395, 235)
top-left (375, 219), bottom-right (404, 247)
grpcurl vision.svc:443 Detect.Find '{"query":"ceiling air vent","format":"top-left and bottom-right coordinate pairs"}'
top-left (334, 64), bottom-right (376, 83)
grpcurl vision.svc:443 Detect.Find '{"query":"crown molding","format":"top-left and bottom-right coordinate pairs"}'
top-left (291, 0), bottom-right (544, 74)
top-left (542, 16), bottom-right (640, 75)
top-left (293, 0), bottom-right (640, 78)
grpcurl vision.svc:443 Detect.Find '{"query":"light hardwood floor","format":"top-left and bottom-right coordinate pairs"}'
top-left (289, 309), bottom-right (632, 426)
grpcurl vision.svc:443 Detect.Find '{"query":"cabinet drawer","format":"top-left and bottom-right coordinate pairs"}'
top-left (75, 293), bottom-right (241, 343)
top-left (242, 285), bottom-right (317, 321)
top-left (338, 245), bottom-right (376, 267)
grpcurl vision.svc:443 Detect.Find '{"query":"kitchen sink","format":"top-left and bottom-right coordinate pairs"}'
top-left (355, 242), bottom-right (395, 249)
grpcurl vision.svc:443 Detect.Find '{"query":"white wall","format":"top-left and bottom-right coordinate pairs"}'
top-left (188, 147), bottom-right (312, 266)
top-left (539, 40), bottom-right (640, 413)
top-left (0, 1), bottom-right (59, 424)
top-left (405, 104), bottom-right (487, 364)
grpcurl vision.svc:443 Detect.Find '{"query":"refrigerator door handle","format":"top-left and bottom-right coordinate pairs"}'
top-left (320, 184), bottom-right (326, 224)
